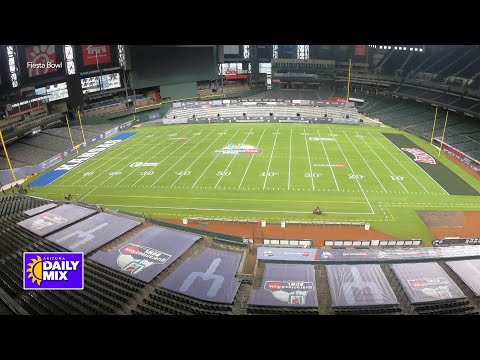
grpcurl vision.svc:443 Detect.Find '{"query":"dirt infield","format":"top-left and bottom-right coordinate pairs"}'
top-left (420, 211), bottom-right (480, 238)
top-left (445, 153), bottom-right (480, 181)
top-left (157, 218), bottom-right (397, 247)
top-left (417, 210), bottom-right (464, 227)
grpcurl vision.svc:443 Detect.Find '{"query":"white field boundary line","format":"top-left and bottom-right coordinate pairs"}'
top-left (238, 128), bottom-right (267, 189)
top-left (354, 130), bottom-right (409, 194)
top-left (148, 129), bottom-right (218, 188)
top-left (79, 127), bottom-right (184, 187)
top-left (101, 204), bottom-right (374, 215)
top-left (191, 129), bottom-right (241, 188)
top-left (304, 129), bottom-right (315, 191)
top-left (263, 130), bottom-right (280, 190)
top-left (80, 131), bottom-right (186, 201)
top-left (328, 125), bottom-right (375, 215)
top-left (342, 130), bottom-right (387, 193)
top-left (59, 129), bottom-right (165, 186)
top-left (370, 133), bottom-right (430, 194)
top-left (317, 128), bottom-right (339, 191)
top-left (379, 132), bottom-right (449, 195)
top-left (215, 128), bottom-right (253, 189)
top-left (115, 126), bottom-right (196, 187)
top-left (169, 130), bottom-right (228, 188)
top-left (288, 128), bottom-right (292, 191)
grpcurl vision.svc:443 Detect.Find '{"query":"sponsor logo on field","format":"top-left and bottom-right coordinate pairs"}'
top-left (24, 252), bottom-right (83, 290)
top-left (401, 148), bottom-right (436, 164)
top-left (129, 162), bottom-right (158, 168)
top-left (214, 143), bottom-right (262, 155)
top-left (264, 281), bottom-right (315, 305)
top-left (117, 243), bottom-right (171, 274)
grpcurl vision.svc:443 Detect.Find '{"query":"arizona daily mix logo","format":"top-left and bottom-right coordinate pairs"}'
top-left (24, 252), bottom-right (84, 290)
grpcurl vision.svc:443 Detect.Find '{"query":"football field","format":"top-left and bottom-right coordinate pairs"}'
top-left (29, 123), bottom-right (480, 241)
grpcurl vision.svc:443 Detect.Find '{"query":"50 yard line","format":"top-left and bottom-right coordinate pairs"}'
top-left (191, 129), bottom-right (240, 188)
top-left (169, 130), bottom-right (227, 188)
top-left (263, 130), bottom-right (280, 190)
top-left (215, 128), bottom-right (253, 189)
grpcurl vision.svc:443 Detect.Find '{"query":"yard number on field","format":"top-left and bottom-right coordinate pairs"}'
top-left (83, 172), bottom-right (94, 177)
top-left (260, 172), bottom-right (278, 177)
top-left (175, 171), bottom-right (191, 176)
top-left (348, 174), bottom-right (365, 179)
top-left (140, 171), bottom-right (154, 176)
top-left (305, 172), bottom-right (320, 178)
top-left (391, 175), bottom-right (405, 181)
top-left (217, 171), bottom-right (231, 176)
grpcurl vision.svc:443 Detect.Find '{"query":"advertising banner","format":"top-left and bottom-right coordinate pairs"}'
top-left (248, 263), bottom-right (318, 307)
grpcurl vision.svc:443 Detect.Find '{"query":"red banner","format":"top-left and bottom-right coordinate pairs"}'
top-left (224, 69), bottom-right (248, 80)
top-left (354, 45), bottom-right (367, 56)
top-left (81, 45), bottom-right (112, 66)
top-left (25, 45), bottom-right (58, 77)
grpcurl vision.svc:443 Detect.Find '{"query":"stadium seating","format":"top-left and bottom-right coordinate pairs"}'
top-left (0, 195), bottom-right (479, 315)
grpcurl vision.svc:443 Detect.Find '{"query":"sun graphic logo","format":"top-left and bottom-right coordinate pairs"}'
top-left (26, 256), bottom-right (44, 286)
top-left (23, 252), bottom-right (84, 290)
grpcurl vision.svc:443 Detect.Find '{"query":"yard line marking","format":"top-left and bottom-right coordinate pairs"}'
top-left (191, 128), bottom-right (241, 188)
top-left (263, 130), bottom-right (280, 190)
top-left (343, 130), bottom-right (387, 193)
top-left (288, 128), bottom-right (292, 191)
top-left (75, 127), bottom-right (178, 188)
top-left (148, 129), bottom-right (217, 187)
top-left (169, 130), bottom-right (227, 188)
top-left (355, 130), bottom-right (409, 194)
top-left (77, 129), bottom-right (189, 200)
top-left (65, 129), bottom-right (169, 186)
top-left (87, 193), bottom-right (367, 204)
top-left (377, 133), bottom-right (445, 195)
top-left (317, 128), bottom-right (339, 191)
top-left (304, 129), bottom-right (315, 191)
top-left (215, 128), bottom-right (253, 189)
top-left (101, 204), bottom-right (374, 215)
top-left (328, 125), bottom-right (374, 214)
top-left (238, 128), bottom-right (266, 189)
top-left (114, 126), bottom-right (196, 187)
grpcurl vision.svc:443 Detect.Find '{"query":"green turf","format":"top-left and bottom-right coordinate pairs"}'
top-left (27, 123), bottom-right (480, 244)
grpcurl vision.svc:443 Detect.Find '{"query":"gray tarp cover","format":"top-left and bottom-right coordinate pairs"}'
top-left (17, 205), bottom-right (96, 236)
top-left (248, 263), bottom-right (318, 307)
top-left (90, 226), bottom-right (200, 283)
top-left (326, 264), bottom-right (398, 307)
top-left (160, 248), bottom-right (241, 304)
top-left (446, 259), bottom-right (480, 296)
top-left (391, 263), bottom-right (465, 304)
top-left (46, 213), bottom-right (141, 254)
top-left (24, 203), bottom-right (57, 216)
